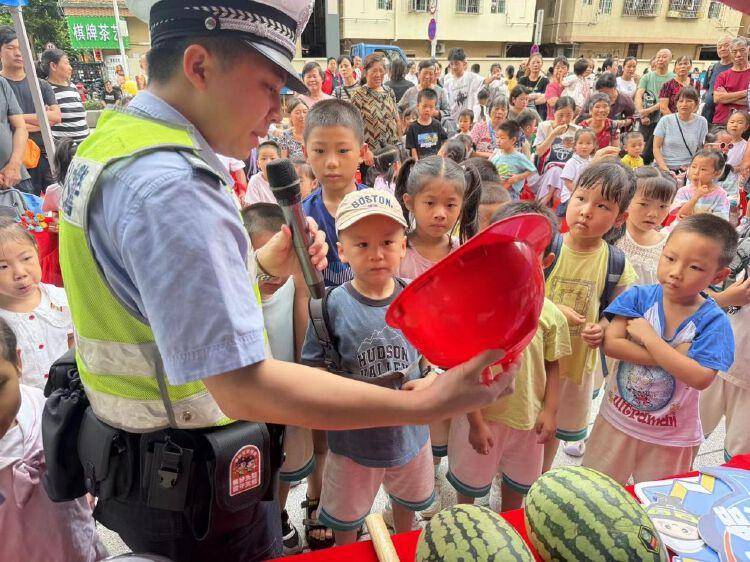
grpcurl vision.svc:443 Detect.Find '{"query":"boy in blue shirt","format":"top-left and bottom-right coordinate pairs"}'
top-left (302, 99), bottom-right (368, 287)
top-left (583, 214), bottom-right (736, 484)
top-left (301, 189), bottom-right (435, 545)
top-left (489, 120), bottom-right (537, 200)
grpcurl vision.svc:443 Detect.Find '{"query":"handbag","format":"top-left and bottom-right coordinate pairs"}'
top-left (23, 138), bottom-right (40, 168)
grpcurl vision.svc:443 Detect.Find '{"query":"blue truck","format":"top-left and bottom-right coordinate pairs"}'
top-left (349, 43), bottom-right (409, 66)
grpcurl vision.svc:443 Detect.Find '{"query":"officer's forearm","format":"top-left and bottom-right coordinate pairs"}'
top-left (204, 359), bottom-right (434, 429)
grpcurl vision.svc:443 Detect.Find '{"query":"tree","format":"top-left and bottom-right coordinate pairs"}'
top-left (0, 0), bottom-right (73, 54)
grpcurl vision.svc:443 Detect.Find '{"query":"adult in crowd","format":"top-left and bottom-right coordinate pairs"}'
top-left (298, 61), bottom-right (331, 107)
top-left (544, 56), bottom-right (569, 116)
top-left (653, 86), bottom-right (706, 174)
top-left (443, 48), bottom-right (483, 123)
top-left (350, 53), bottom-right (400, 167)
top-left (277, 97), bottom-right (307, 160)
top-left (635, 48), bottom-right (673, 163)
top-left (353, 55), bottom-right (363, 81)
top-left (702, 37), bottom-right (734, 125)
top-left (0, 26), bottom-right (60, 195)
top-left (405, 61), bottom-right (418, 85)
top-left (484, 62), bottom-right (508, 99)
top-left (579, 93), bottom-right (619, 149)
top-left (470, 96), bottom-right (509, 157)
top-left (508, 85), bottom-right (540, 122)
top-left (506, 64), bottom-right (517, 92)
top-left (578, 72), bottom-right (634, 123)
top-left (321, 57), bottom-right (338, 95)
top-left (534, 96), bottom-right (579, 205)
top-left (601, 56), bottom-right (618, 76)
top-left (398, 59), bottom-right (450, 122)
top-left (333, 55), bottom-right (360, 101)
top-left (659, 56), bottom-right (693, 116)
top-left (52, 0), bottom-right (515, 559)
top-left (712, 37), bottom-right (750, 131)
top-left (616, 56), bottom-right (638, 99)
top-left (102, 80), bottom-right (121, 108)
top-left (40, 49), bottom-right (90, 145)
top-left (0, 75), bottom-right (30, 192)
top-left (518, 52), bottom-right (549, 121)
top-left (385, 58), bottom-right (413, 103)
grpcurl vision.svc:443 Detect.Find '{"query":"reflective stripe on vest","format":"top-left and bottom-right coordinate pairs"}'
top-left (60, 109), bottom-right (253, 432)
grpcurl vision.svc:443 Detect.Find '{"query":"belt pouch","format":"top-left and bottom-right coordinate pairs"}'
top-left (77, 407), bottom-right (130, 500)
top-left (203, 421), bottom-right (272, 512)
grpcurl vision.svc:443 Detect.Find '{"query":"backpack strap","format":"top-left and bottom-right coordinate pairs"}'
top-left (543, 233), bottom-right (563, 280)
top-left (308, 286), bottom-right (342, 373)
top-left (599, 243), bottom-right (626, 320)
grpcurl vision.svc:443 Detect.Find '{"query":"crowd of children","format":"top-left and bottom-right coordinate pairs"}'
top-left (4, 52), bottom-right (750, 560)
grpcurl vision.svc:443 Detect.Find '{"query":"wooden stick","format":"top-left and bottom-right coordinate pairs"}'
top-left (365, 513), bottom-right (400, 562)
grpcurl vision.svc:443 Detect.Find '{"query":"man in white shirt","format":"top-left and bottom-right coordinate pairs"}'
top-left (443, 48), bottom-right (483, 123)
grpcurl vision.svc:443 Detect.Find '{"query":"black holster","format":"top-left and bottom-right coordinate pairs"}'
top-left (41, 350), bottom-right (285, 541)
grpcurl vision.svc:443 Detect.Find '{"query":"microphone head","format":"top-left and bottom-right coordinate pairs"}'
top-left (266, 159), bottom-right (300, 204)
top-left (266, 159), bottom-right (298, 190)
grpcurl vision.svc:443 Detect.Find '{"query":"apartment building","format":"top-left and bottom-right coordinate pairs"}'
top-left (331, 0), bottom-right (537, 58)
top-left (538, 0), bottom-right (744, 60)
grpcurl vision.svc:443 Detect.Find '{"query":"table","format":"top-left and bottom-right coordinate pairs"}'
top-left (276, 454), bottom-right (750, 562)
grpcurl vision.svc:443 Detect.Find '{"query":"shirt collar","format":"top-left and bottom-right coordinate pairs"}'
top-left (127, 91), bottom-right (231, 184)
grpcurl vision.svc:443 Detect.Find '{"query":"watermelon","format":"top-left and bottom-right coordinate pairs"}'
top-left (416, 504), bottom-right (534, 561)
top-left (525, 466), bottom-right (669, 561)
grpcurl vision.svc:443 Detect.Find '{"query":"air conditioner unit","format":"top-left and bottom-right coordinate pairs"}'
top-left (435, 42), bottom-right (445, 55)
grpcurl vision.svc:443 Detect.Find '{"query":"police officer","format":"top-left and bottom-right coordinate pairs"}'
top-left (57, 0), bottom-right (514, 559)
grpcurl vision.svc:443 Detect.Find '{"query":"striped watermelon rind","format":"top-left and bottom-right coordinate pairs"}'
top-left (525, 466), bottom-right (669, 561)
top-left (416, 504), bottom-right (534, 561)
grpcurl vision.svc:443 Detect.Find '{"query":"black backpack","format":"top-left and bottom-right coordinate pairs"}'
top-left (308, 279), bottom-right (418, 385)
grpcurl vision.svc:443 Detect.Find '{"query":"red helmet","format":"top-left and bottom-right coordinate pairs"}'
top-left (387, 214), bottom-right (551, 370)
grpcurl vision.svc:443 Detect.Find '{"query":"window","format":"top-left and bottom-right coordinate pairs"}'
top-left (377, 0), bottom-right (393, 9)
top-left (666, 0), bottom-right (702, 18)
top-left (409, 0), bottom-right (428, 11)
top-left (708, 0), bottom-right (722, 17)
top-left (491, 0), bottom-right (505, 13)
top-left (623, 0), bottom-right (661, 16)
top-left (456, 0), bottom-right (481, 13)
top-left (598, 0), bottom-right (612, 13)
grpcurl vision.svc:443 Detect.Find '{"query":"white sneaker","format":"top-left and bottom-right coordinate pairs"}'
top-left (564, 440), bottom-right (586, 457)
top-left (382, 500), bottom-right (395, 529)
top-left (381, 499), bottom-right (421, 530)
top-left (419, 490), bottom-right (442, 520)
top-left (489, 474), bottom-right (502, 512)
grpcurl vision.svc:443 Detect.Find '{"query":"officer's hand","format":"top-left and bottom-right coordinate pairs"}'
top-left (256, 216), bottom-right (328, 278)
top-left (417, 350), bottom-right (519, 422)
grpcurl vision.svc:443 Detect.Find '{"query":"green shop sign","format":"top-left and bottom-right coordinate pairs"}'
top-left (67, 16), bottom-right (129, 50)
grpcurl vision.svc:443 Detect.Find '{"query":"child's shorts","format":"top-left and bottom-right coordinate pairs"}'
top-left (700, 376), bottom-right (750, 461)
top-left (430, 419), bottom-right (451, 458)
top-left (317, 442), bottom-right (435, 532)
top-left (446, 414), bottom-right (543, 497)
top-left (582, 415), bottom-right (694, 485)
top-left (279, 426), bottom-right (315, 482)
top-left (555, 371), bottom-right (596, 441)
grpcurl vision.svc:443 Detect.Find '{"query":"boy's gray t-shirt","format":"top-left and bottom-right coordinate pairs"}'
top-left (301, 280), bottom-right (429, 468)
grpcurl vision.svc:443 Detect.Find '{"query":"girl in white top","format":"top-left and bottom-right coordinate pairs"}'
top-left (614, 171), bottom-right (678, 285)
top-left (721, 111), bottom-right (750, 208)
top-left (0, 218), bottom-right (73, 390)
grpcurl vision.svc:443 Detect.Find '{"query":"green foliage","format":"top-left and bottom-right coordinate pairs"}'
top-left (0, 0), bottom-right (75, 55)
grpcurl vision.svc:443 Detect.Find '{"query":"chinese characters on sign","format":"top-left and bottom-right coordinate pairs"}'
top-left (67, 16), bottom-right (129, 50)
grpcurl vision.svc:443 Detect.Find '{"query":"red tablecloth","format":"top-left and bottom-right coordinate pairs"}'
top-left (277, 454), bottom-right (750, 562)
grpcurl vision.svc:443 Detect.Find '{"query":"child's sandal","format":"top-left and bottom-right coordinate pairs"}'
top-left (301, 496), bottom-right (335, 550)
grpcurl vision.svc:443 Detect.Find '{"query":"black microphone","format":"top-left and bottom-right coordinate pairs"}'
top-left (266, 159), bottom-right (326, 300)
